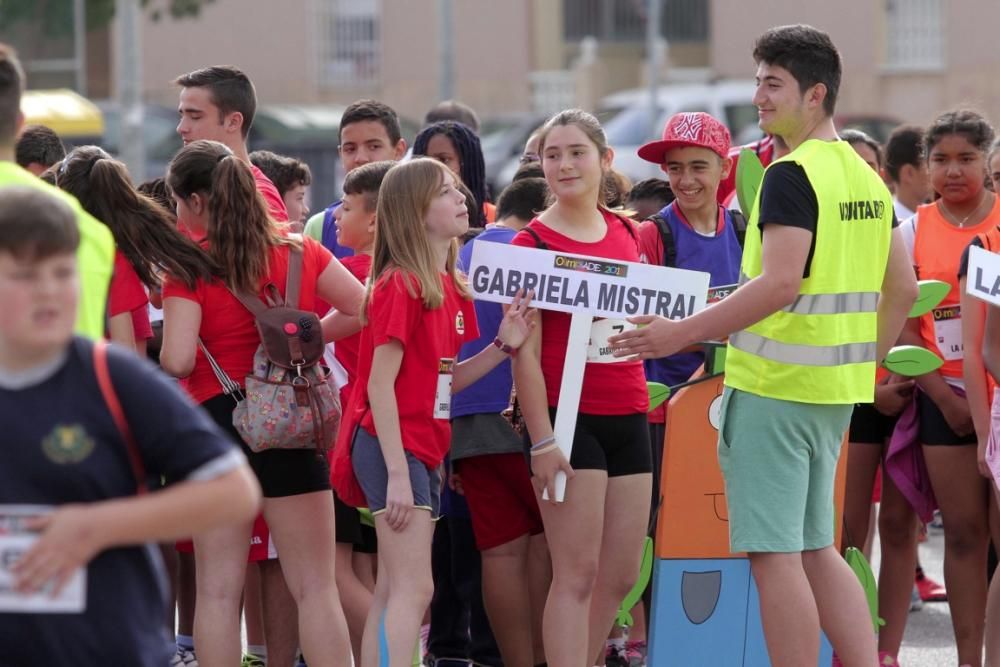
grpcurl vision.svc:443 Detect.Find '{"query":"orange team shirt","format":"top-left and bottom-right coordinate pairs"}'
top-left (162, 237), bottom-right (332, 404)
top-left (913, 198), bottom-right (1000, 380)
top-left (511, 210), bottom-right (649, 415)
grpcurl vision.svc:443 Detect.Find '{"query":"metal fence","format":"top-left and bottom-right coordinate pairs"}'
top-left (315, 0), bottom-right (381, 87)
top-left (885, 0), bottom-right (944, 69)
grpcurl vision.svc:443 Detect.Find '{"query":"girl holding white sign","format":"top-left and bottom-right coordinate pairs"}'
top-left (330, 158), bottom-right (533, 667)
top-left (510, 109), bottom-right (653, 667)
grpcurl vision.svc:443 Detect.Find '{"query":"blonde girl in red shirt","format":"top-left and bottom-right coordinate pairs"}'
top-left (332, 158), bottom-right (532, 667)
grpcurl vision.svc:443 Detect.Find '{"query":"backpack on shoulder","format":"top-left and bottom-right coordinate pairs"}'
top-left (202, 244), bottom-right (340, 453)
top-left (647, 209), bottom-right (747, 267)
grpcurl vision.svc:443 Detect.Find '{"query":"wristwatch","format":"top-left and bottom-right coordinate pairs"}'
top-left (492, 337), bottom-right (517, 357)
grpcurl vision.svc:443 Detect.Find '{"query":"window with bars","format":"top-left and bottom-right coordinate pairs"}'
top-left (316, 0), bottom-right (381, 87)
top-left (563, 0), bottom-right (707, 43)
top-left (885, 0), bottom-right (944, 69)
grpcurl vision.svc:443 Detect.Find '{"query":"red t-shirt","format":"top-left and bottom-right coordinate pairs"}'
top-left (334, 254), bottom-right (373, 404)
top-left (162, 237), bottom-right (333, 404)
top-left (130, 305), bottom-right (153, 341)
top-left (511, 210), bottom-right (649, 415)
top-left (108, 251), bottom-right (149, 317)
top-left (347, 270), bottom-right (478, 467)
top-left (251, 165), bottom-right (289, 223)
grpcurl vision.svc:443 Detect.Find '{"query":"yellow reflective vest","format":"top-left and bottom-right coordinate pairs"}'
top-left (725, 139), bottom-right (893, 404)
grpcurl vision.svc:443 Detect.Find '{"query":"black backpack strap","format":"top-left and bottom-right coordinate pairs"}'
top-left (647, 213), bottom-right (676, 268)
top-left (728, 209), bottom-right (748, 248)
top-left (523, 225), bottom-right (547, 250)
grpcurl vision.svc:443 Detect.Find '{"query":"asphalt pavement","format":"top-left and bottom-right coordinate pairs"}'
top-left (878, 525), bottom-right (958, 666)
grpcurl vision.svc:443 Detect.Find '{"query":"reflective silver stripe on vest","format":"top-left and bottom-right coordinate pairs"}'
top-left (739, 272), bottom-right (751, 286)
top-left (729, 330), bottom-right (876, 367)
top-left (782, 291), bottom-right (879, 315)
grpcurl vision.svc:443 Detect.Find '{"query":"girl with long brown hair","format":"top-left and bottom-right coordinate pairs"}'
top-left (57, 145), bottom-right (214, 355)
top-left (158, 139), bottom-right (363, 667)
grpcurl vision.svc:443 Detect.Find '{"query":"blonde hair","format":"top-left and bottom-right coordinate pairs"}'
top-left (361, 158), bottom-right (471, 323)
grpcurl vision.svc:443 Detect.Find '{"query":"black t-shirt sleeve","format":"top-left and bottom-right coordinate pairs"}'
top-left (958, 236), bottom-right (985, 281)
top-left (757, 162), bottom-right (818, 277)
top-left (757, 162), bottom-right (818, 233)
top-left (106, 345), bottom-right (239, 485)
top-left (892, 210), bottom-right (900, 228)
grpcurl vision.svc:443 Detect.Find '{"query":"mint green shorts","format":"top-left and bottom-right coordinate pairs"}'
top-left (717, 387), bottom-right (852, 553)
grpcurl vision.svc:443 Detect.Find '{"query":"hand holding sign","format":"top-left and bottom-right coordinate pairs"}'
top-left (609, 314), bottom-right (690, 360)
top-left (498, 289), bottom-right (537, 350)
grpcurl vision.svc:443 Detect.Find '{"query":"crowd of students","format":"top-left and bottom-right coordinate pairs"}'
top-left (6, 21), bottom-right (1000, 667)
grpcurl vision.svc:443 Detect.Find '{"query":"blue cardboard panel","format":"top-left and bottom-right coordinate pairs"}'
top-left (650, 558), bottom-right (834, 666)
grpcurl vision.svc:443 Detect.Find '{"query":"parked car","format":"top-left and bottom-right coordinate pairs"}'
top-left (595, 80), bottom-right (760, 184)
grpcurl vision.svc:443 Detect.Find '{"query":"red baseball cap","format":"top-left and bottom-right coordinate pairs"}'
top-left (638, 112), bottom-right (732, 164)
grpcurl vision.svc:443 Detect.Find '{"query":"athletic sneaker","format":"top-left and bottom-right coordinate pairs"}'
top-left (171, 648), bottom-right (199, 666)
top-left (909, 585), bottom-right (923, 611)
top-left (625, 640), bottom-right (647, 666)
top-left (241, 654), bottom-right (265, 667)
top-left (605, 643), bottom-right (629, 667)
top-left (915, 572), bottom-right (947, 602)
top-left (878, 651), bottom-right (900, 665)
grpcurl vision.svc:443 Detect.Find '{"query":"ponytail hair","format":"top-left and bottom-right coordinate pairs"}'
top-left (58, 145), bottom-right (215, 290)
top-left (167, 139), bottom-right (297, 294)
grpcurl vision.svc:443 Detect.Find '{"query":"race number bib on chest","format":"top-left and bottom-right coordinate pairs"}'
top-left (932, 305), bottom-right (963, 361)
top-left (587, 318), bottom-right (637, 364)
top-left (0, 506), bottom-right (86, 613)
top-left (435, 358), bottom-right (455, 419)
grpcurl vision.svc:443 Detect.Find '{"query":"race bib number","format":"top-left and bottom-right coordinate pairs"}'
top-left (434, 359), bottom-right (454, 419)
top-left (932, 305), bottom-right (963, 362)
top-left (0, 506), bottom-right (86, 614)
top-left (587, 319), bottom-right (636, 364)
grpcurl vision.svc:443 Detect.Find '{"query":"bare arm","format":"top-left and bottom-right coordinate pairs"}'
top-left (984, 304), bottom-right (1000, 383)
top-left (316, 258), bottom-right (365, 317)
top-left (108, 312), bottom-right (137, 353)
top-left (321, 311), bottom-right (363, 343)
top-left (367, 340), bottom-right (414, 532)
top-left (14, 465), bottom-right (260, 594)
top-left (159, 297), bottom-right (202, 378)
top-left (876, 228), bottom-right (920, 364)
top-left (610, 224), bottom-right (812, 359)
top-left (452, 291), bottom-right (535, 393)
top-left (962, 280), bottom-right (991, 442)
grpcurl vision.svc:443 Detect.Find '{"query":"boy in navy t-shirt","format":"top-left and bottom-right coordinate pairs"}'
top-left (0, 187), bottom-right (260, 665)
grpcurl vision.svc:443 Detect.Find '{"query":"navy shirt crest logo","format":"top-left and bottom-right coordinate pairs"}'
top-left (42, 424), bottom-right (95, 464)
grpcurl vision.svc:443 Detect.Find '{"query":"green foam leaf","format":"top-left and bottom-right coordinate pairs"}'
top-left (735, 148), bottom-right (765, 216)
top-left (845, 547), bottom-right (885, 632)
top-left (616, 536), bottom-right (654, 627)
top-left (882, 345), bottom-right (943, 377)
top-left (647, 382), bottom-right (671, 412)
top-left (909, 280), bottom-right (951, 318)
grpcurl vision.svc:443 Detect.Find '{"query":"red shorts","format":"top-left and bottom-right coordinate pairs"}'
top-left (456, 452), bottom-right (543, 551)
top-left (175, 513), bottom-right (277, 562)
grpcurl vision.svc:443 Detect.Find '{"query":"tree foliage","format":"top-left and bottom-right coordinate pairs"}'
top-left (0, 0), bottom-right (215, 38)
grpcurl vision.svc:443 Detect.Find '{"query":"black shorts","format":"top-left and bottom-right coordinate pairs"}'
top-left (201, 394), bottom-right (331, 498)
top-left (526, 408), bottom-right (652, 477)
top-left (848, 403), bottom-right (898, 444)
top-left (919, 389), bottom-right (977, 446)
top-left (334, 491), bottom-right (362, 545)
top-left (355, 524), bottom-right (378, 554)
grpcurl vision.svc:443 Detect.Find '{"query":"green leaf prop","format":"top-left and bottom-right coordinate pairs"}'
top-left (882, 345), bottom-right (944, 377)
top-left (845, 547), bottom-right (885, 633)
top-left (647, 382), bottom-right (671, 412)
top-left (358, 508), bottom-right (375, 528)
top-left (616, 536), bottom-right (655, 627)
top-left (735, 148), bottom-right (766, 216)
top-left (909, 280), bottom-right (950, 318)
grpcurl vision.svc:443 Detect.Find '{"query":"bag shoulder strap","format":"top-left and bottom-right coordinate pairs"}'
top-left (92, 340), bottom-right (148, 495)
top-left (727, 209), bottom-right (748, 248)
top-left (647, 212), bottom-right (676, 268)
top-left (284, 241), bottom-right (305, 310)
top-left (523, 225), bottom-right (547, 250)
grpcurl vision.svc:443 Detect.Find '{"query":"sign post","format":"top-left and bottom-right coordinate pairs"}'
top-left (469, 241), bottom-right (710, 501)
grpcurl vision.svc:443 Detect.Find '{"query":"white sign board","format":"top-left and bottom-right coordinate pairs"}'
top-left (967, 244), bottom-right (1000, 307)
top-left (0, 506), bottom-right (86, 613)
top-left (469, 241), bottom-right (710, 501)
top-left (469, 242), bottom-right (711, 321)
